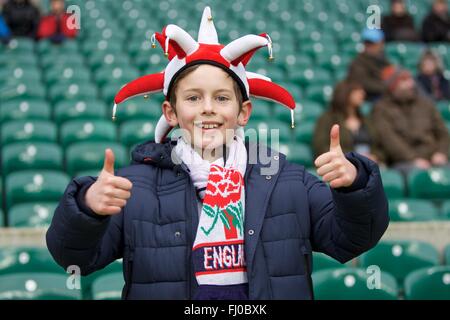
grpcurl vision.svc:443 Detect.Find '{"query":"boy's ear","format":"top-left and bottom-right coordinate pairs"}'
top-left (162, 101), bottom-right (179, 127)
top-left (237, 100), bottom-right (252, 126)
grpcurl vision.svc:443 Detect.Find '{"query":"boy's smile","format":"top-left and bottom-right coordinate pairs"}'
top-left (162, 64), bottom-right (252, 160)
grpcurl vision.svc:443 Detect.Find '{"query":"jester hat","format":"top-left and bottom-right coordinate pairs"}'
top-left (113, 6), bottom-right (296, 143)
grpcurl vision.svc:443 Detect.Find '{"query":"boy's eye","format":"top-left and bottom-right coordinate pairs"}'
top-left (187, 96), bottom-right (199, 102)
top-left (217, 96), bottom-right (230, 102)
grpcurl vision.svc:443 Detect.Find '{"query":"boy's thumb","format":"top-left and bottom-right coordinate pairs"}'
top-left (329, 124), bottom-right (341, 151)
top-left (103, 148), bottom-right (115, 175)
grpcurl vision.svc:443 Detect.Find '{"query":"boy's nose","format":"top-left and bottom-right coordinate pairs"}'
top-left (202, 99), bottom-right (215, 113)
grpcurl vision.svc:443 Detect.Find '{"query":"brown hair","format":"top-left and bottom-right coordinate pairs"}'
top-left (330, 80), bottom-right (364, 118)
top-left (168, 64), bottom-right (244, 114)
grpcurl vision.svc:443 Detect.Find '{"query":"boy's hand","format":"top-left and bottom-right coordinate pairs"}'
top-left (85, 149), bottom-right (133, 216)
top-left (314, 124), bottom-right (357, 189)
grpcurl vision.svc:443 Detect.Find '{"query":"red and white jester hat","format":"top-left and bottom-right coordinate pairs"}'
top-left (113, 6), bottom-right (297, 143)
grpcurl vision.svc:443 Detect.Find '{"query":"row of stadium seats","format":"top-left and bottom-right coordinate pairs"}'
top-left (1, 239), bottom-right (449, 299)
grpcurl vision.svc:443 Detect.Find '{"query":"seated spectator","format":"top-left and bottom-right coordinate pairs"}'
top-left (382, 0), bottom-right (419, 42)
top-left (347, 28), bottom-right (391, 102)
top-left (0, 14), bottom-right (11, 44)
top-left (422, 0), bottom-right (450, 43)
top-left (313, 80), bottom-right (385, 165)
top-left (37, 0), bottom-right (77, 43)
top-left (417, 49), bottom-right (450, 101)
top-left (372, 66), bottom-right (450, 175)
top-left (2, 0), bottom-right (40, 38)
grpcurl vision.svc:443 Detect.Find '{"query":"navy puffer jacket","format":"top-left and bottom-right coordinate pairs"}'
top-left (46, 140), bottom-right (389, 299)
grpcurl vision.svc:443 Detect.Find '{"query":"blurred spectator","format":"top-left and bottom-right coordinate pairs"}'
top-left (417, 49), bottom-right (450, 101)
top-left (372, 66), bottom-right (450, 175)
top-left (382, 0), bottom-right (419, 42)
top-left (2, 0), bottom-right (40, 38)
top-left (313, 80), bottom-right (385, 164)
top-left (347, 28), bottom-right (391, 102)
top-left (37, 0), bottom-right (77, 43)
top-left (0, 14), bottom-right (11, 43)
top-left (422, 0), bottom-right (450, 42)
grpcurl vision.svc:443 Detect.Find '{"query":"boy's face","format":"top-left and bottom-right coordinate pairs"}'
top-left (162, 64), bottom-right (252, 151)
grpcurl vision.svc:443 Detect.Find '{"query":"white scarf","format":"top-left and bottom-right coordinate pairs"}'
top-left (174, 127), bottom-right (248, 285)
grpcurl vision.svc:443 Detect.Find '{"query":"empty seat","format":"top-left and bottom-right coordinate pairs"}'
top-left (82, 259), bottom-right (123, 299)
top-left (380, 169), bottom-right (405, 199)
top-left (8, 202), bottom-right (58, 228)
top-left (2, 142), bottom-right (63, 175)
top-left (5, 170), bottom-right (70, 209)
top-left (54, 100), bottom-right (108, 125)
top-left (119, 120), bottom-right (155, 148)
top-left (388, 199), bottom-right (440, 222)
top-left (65, 142), bottom-right (128, 176)
top-left (312, 268), bottom-right (398, 300)
top-left (59, 119), bottom-right (117, 148)
top-left (91, 272), bottom-right (124, 300)
top-left (404, 266), bottom-right (450, 300)
top-left (0, 247), bottom-right (63, 275)
top-left (313, 252), bottom-right (347, 272)
top-left (0, 273), bottom-right (81, 300)
top-left (111, 98), bottom-right (162, 124)
top-left (49, 83), bottom-right (98, 104)
top-left (359, 240), bottom-right (440, 285)
top-left (408, 168), bottom-right (450, 200)
top-left (1, 120), bottom-right (57, 146)
top-left (278, 143), bottom-right (313, 167)
top-left (0, 100), bottom-right (51, 124)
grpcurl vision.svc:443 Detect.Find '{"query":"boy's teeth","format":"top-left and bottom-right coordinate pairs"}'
top-left (195, 122), bottom-right (220, 129)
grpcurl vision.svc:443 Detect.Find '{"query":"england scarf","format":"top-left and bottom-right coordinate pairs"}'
top-left (174, 128), bottom-right (248, 285)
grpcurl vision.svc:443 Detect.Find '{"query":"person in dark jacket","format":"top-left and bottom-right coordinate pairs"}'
top-left (37, 0), bottom-right (77, 43)
top-left (2, 0), bottom-right (40, 38)
top-left (372, 65), bottom-right (450, 174)
top-left (422, 0), bottom-right (450, 43)
top-left (382, 0), bottom-right (419, 42)
top-left (46, 7), bottom-right (390, 300)
top-left (347, 28), bottom-right (391, 102)
top-left (313, 80), bottom-right (385, 165)
top-left (416, 49), bottom-right (450, 101)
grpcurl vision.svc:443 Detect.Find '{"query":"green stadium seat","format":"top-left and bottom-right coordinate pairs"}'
top-left (94, 66), bottom-right (140, 88)
top-left (404, 266), bottom-right (450, 300)
top-left (312, 252), bottom-right (347, 272)
top-left (445, 244), bottom-right (450, 264)
top-left (82, 39), bottom-right (123, 56)
top-left (0, 273), bottom-right (81, 300)
top-left (0, 247), bottom-right (63, 275)
top-left (359, 240), bottom-right (440, 285)
top-left (37, 39), bottom-right (79, 55)
top-left (40, 54), bottom-right (85, 71)
top-left (380, 169), bottom-right (405, 199)
top-left (312, 268), bottom-right (398, 300)
top-left (49, 83), bottom-right (98, 104)
top-left (54, 100), bottom-right (108, 125)
top-left (0, 66), bottom-right (41, 84)
top-left (65, 142), bottom-right (128, 176)
top-left (119, 120), bottom-right (155, 148)
top-left (88, 52), bottom-right (132, 71)
top-left (288, 68), bottom-right (334, 88)
top-left (1, 120), bottom-right (57, 146)
top-left (437, 100), bottom-right (450, 122)
top-left (408, 168), bottom-right (450, 200)
top-left (5, 170), bottom-right (70, 209)
top-left (1, 38), bottom-right (34, 54)
top-left (250, 100), bottom-right (273, 120)
top-left (278, 143), bottom-right (313, 167)
top-left (0, 82), bottom-right (46, 102)
top-left (44, 66), bottom-right (91, 87)
top-left (245, 120), bottom-right (293, 144)
top-left (305, 84), bottom-right (334, 105)
top-left (0, 100), bottom-right (51, 123)
top-left (91, 272), bottom-right (124, 300)
top-left (134, 51), bottom-right (167, 72)
top-left (112, 98), bottom-right (163, 124)
top-left (294, 120), bottom-right (316, 145)
top-left (60, 119), bottom-right (117, 148)
top-left (8, 202), bottom-right (58, 228)
top-left (2, 142), bottom-right (63, 175)
top-left (388, 199), bottom-right (440, 222)
top-left (442, 200), bottom-right (450, 220)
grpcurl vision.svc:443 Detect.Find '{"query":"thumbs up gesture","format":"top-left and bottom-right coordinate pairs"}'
top-left (314, 124), bottom-right (357, 189)
top-left (85, 149), bottom-right (133, 216)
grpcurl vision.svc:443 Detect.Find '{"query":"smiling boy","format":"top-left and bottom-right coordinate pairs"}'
top-left (46, 7), bottom-right (389, 300)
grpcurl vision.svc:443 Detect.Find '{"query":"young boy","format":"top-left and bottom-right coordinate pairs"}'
top-left (46, 7), bottom-right (389, 300)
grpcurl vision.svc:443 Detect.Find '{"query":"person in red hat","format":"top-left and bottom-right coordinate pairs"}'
top-left (37, 0), bottom-right (77, 43)
top-left (372, 65), bottom-right (450, 175)
top-left (47, 7), bottom-right (389, 300)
